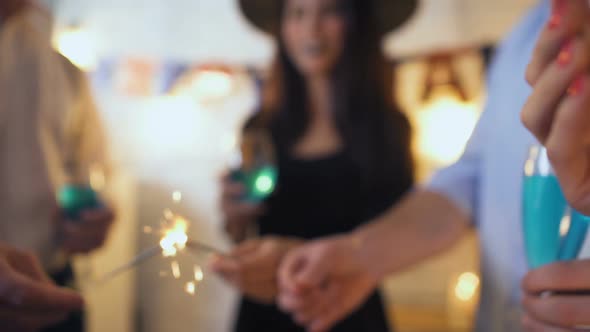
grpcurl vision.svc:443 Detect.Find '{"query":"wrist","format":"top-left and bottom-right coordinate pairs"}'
top-left (346, 231), bottom-right (383, 283)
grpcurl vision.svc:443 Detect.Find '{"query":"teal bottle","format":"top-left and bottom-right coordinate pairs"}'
top-left (523, 146), bottom-right (589, 268)
top-left (522, 174), bottom-right (567, 268)
top-left (558, 210), bottom-right (590, 260)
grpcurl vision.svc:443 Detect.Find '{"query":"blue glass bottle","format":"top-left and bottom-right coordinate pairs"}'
top-left (523, 146), bottom-right (590, 268)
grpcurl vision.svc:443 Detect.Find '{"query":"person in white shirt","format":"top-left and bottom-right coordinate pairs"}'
top-left (0, 1), bottom-right (115, 331)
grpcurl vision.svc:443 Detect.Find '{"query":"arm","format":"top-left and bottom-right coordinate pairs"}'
top-left (275, 190), bottom-right (469, 332)
top-left (58, 57), bottom-right (116, 253)
top-left (354, 190), bottom-right (470, 280)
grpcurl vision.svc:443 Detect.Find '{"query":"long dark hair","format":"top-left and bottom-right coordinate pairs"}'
top-left (255, 0), bottom-right (414, 206)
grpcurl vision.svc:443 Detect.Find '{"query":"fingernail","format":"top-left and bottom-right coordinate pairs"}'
top-left (549, 0), bottom-right (566, 29)
top-left (557, 39), bottom-right (573, 67)
top-left (567, 76), bottom-right (585, 96)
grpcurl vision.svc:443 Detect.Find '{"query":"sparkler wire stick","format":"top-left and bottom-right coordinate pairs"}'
top-left (186, 240), bottom-right (225, 256)
top-left (94, 240), bottom-right (226, 286)
top-left (94, 245), bottom-right (161, 285)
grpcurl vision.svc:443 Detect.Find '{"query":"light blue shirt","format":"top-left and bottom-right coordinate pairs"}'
top-left (428, 2), bottom-right (550, 331)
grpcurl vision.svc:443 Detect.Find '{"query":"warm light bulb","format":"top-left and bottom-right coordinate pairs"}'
top-left (172, 69), bottom-right (234, 103)
top-left (416, 87), bottom-right (480, 166)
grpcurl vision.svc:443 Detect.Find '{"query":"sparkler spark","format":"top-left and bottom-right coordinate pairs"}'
top-left (163, 209), bottom-right (174, 220)
top-left (171, 261), bottom-right (181, 279)
top-left (185, 282), bottom-right (196, 295)
top-left (194, 265), bottom-right (204, 282)
top-left (172, 191), bottom-right (182, 203)
top-left (91, 192), bottom-right (225, 292)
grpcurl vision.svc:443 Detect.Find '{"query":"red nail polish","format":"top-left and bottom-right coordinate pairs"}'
top-left (549, 0), bottom-right (566, 29)
top-left (567, 76), bottom-right (585, 96)
top-left (557, 40), bottom-right (573, 67)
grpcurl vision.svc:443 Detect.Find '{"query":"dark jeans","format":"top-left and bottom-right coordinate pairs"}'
top-left (41, 264), bottom-right (85, 332)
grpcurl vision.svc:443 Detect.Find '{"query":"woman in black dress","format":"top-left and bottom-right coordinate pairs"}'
top-left (210, 0), bottom-right (416, 331)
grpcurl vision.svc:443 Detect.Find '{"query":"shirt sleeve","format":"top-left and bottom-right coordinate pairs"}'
top-left (62, 58), bottom-right (113, 195)
top-left (426, 114), bottom-right (487, 223)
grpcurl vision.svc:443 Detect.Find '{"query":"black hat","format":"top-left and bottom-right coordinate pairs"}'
top-left (239, 0), bottom-right (418, 36)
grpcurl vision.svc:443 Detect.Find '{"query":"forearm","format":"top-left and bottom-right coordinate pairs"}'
top-left (354, 190), bottom-right (471, 280)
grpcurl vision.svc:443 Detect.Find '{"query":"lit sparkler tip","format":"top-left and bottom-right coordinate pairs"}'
top-left (159, 215), bottom-right (189, 257)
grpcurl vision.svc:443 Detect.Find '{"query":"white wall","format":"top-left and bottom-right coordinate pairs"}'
top-left (386, 0), bottom-right (538, 57)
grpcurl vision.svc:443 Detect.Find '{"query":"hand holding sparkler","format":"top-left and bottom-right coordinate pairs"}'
top-left (221, 175), bottom-right (266, 243)
top-left (57, 207), bottom-right (115, 254)
top-left (209, 236), bottom-right (302, 304)
top-left (92, 202), bottom-right (224, 296)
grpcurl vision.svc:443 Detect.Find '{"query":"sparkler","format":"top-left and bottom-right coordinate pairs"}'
top-left (92, 191), bottom-right (224, 295)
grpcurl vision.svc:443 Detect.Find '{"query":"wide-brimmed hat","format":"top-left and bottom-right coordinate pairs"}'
top-left (239, 0), bottom-right (418, 36)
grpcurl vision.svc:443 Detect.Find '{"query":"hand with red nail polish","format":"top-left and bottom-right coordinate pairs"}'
top-left (548, 0), bottom-right (566, 30)
top-left (522, 0), bottom-right (590, 216)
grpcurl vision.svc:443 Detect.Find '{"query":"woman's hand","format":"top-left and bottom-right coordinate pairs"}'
top-left (522, 0), bottom-right (590, 215)
top-left (58, 207), bottom-right (116, 254)
top-left (277, 235), bottom-right (379, 332)
top-left (220, 174), bottom-right (265, 242)
top-left (209, 236), bottom-right (302, 304)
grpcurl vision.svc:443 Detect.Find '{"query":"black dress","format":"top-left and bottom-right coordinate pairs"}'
top-left (235, 149), bottom-right (408, 332)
